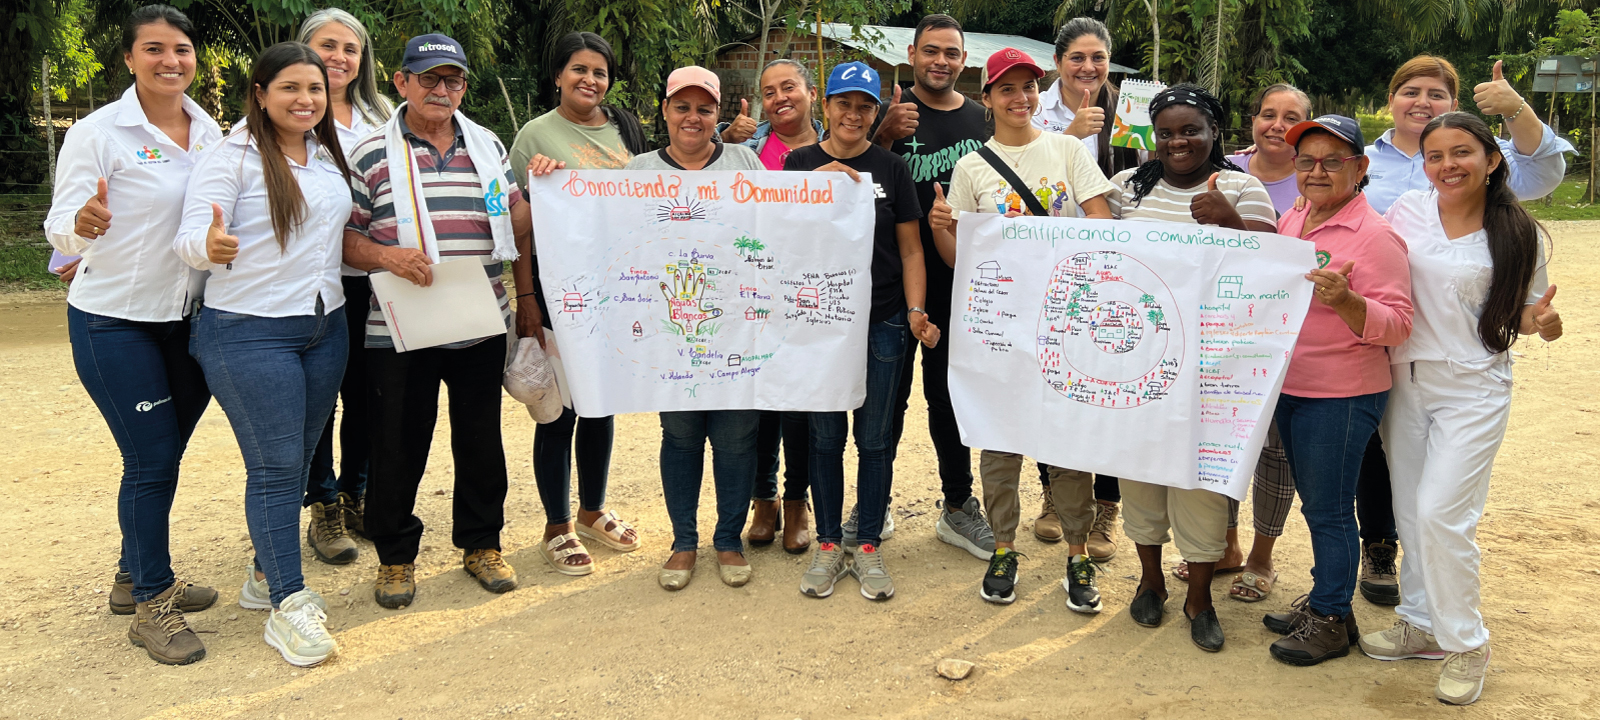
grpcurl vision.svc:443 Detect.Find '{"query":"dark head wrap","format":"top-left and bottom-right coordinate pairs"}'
top-left (1125, 83), bottom-right (1242, 207)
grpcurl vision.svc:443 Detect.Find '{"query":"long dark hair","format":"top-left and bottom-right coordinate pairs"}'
top-left (243, 42), bottom-right (353, 250)
top-left (1126, 84), bottom-right (1241, 206)
top-left (122, 4), bottom-right (194, 54)
top-left (548, 31), bottom-right (618, 105)
top-left (1421, 112), bottom-right (1545, 354)
top-left (544, 31), bottom-right (646, 154)
top-left (1053, 17), bottom-right (1138, 176)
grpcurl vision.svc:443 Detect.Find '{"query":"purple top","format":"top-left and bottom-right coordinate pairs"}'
top-left (1230, 152), bottom-right (1298, 217)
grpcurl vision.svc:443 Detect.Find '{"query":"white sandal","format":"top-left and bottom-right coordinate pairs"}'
top-left (540, 533), bottom-right (593, 576)
top-left (576, 510), bottom-right (641, 552)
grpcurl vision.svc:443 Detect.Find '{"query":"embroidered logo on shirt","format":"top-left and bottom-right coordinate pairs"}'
top-left (1316, 250), bottom-right (1332, 269)
top-left (136, 146), bottom-right (163, 161)
top-left (484, 178), bottom-right (508, 216)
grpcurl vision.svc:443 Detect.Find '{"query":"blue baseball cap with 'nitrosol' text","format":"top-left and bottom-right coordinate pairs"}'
top-left (403, 33), bottom-right (469, 74)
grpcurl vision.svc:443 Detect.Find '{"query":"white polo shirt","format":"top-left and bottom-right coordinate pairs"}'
top-left (43, 85), bottom-right (222, 322)
top-left (173, 129), bottom-right (352, 317)
top-left (1384, 189), bottom-right (1549, 374)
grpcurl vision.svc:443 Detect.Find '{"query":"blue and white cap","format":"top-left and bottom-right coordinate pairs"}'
top-left (403, 33), bottom-right (469, 74)
top-left (825, 61), bottom-right (882, 104)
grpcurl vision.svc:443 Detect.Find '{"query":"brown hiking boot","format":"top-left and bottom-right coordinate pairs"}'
top-left (1087, 501), bottom-right (1120, 561)
top-left (110, 571), bottom-right (219, 615)
top-left (747, 499), bottom-right (780, 546)
top-left (374, 564), bottom-right (416, 608)
top-left (1360, 540), bottom-right (1400, 606)
top-left (782, 500), bottom-right (812, 554)
top-left (128, 583), bottom-right (206, 665)
top-left (464, 549), bottom-right (517, 593)
top-left (1033, 493), bottom-right (1063, 543)
top-left (306, 501), bottom-right (358, 565)
top-left (338, 492), bottom-right (365, 538)
top-left (1270, 610), bottom-right (1354, 666)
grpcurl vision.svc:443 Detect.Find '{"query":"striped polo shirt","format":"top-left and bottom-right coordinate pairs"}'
top-left (346, 112), bottom-right (522, 349)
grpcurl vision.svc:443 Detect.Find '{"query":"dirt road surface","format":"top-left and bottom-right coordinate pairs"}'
top-left (1, 224), bottom-right (1597, 719)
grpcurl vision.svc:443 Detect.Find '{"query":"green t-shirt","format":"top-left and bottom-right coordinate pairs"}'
top-left (509, 109), bottom-right (633, 187)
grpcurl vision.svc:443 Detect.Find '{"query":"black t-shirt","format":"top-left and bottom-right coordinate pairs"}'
top-left (784, 143), bottom-right (923, 325)
top-left (887, 88), bottom-right (987, 324)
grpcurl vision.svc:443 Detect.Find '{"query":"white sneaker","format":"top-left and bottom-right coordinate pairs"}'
top-left (1436, 644), bottom-right (1490, 705)
top-left (239, 565), bottom-right (272, 610)
top-left (264, 589), bottom-right (337, 667)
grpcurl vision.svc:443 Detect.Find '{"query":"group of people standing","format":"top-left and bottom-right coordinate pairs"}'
top-left (46, 5), bottom-right (1563, 708)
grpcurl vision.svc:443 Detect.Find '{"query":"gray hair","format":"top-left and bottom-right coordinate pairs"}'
top-left (761, 58), bottom-right (816, 91)
top-left (1054, 17), bottom-right (1112, 58)
top-left (297, 8), bottom-right (393, 125)
top-left (1250, 83), bottom-right (1313, 118)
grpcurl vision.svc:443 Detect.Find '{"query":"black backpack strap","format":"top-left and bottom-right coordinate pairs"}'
top-left (975, 146), bottom-right (1049, 217)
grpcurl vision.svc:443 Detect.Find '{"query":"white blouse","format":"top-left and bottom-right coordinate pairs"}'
top-left (1384, 189), bottom-right (1549, 374)
top-left (173, 129), bottom-right (353, 317)
top-left (43, 85), bottom-right (222, 322)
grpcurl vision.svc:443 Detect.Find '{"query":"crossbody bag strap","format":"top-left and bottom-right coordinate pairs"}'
top-left (975, 146), bottom-right (1049, 217)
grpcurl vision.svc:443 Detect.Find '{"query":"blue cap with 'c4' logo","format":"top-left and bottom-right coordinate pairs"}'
top-left (826, 61), bottom-right (882, 104)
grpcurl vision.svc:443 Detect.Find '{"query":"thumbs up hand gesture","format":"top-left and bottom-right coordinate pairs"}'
top-left (1529, 285), bottom-right (1563, 341)
top-left (1064, 89), bottom-right (1105, 139)
top-left (873, 84), bottom-right (920, 147)
top-left (928, 182), bottom-right (954, 232)
top-left (75, 176), bottom-right (113, 240)
top-left (1189, 172), bottom-right (1246, 229)
top-left (1307, 260), bottom-right (1357, 308)
top-left (721, 98), bottom-right (759, 144)
top-left (205, 203), bottom-right (240, 266)
top-left (1473, 59), bottom-right (1525, 118)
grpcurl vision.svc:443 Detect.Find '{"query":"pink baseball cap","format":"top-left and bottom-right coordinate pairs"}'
top-left (665, 66), bottom-right (721, 103)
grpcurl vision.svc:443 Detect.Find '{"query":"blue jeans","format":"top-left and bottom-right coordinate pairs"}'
top-left (807, 311), bottom-right (910, 546)
top-left (192, 303), bottom-right (347, 606)
top-left (69, 306), bottom-right (211, 603)
top-left (659, 410), bottom-right (760, 553)
top-left (307, 275), bottom-right (373, 507)
top-left (1275, 391), bottom-right (1389, 617)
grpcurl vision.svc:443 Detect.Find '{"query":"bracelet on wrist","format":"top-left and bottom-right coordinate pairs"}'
top-left (1503, 100), bottom-right (1526, 123)
top-left (907, 306), bottom-right (926, 316)
top-left (516, 292), bottom-right (536, 299)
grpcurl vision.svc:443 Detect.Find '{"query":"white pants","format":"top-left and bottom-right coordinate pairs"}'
top-left (1381, 360), bottom-right (1511, 652)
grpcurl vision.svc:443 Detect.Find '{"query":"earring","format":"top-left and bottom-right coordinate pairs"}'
top-left (985, 107), bottom-right (992, 121)
top-left (1485, 177), bottom-right (1490, 186)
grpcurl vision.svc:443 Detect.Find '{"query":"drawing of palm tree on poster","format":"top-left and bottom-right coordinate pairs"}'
top-left (734, 235), bottom-right (766, 256)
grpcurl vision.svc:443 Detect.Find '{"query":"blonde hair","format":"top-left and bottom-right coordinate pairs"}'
top-left (1388, 55), bottom-right (1459, 100)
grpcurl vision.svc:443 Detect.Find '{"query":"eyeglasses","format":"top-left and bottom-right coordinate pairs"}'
top-left (1293, 154), bottom-right (1360, 172)
top-left (412, 72), bottom-right (466, 91)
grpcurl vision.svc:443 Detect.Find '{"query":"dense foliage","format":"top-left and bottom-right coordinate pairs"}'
top-left (5, 0), bottom-right (1597, 190)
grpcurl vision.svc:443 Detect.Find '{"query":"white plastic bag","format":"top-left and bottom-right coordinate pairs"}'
top-left (504, 337), bottom-right (564, 423)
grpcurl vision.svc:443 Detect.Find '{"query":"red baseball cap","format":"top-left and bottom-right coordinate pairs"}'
top-left (984, 47), bottom-right (1045, 88)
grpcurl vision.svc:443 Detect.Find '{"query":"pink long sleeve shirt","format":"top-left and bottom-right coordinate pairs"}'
top-left (1278, 192), bottom-right (1414, 398)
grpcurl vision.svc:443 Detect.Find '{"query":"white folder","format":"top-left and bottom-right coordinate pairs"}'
top-left (368, 258), bottom-right (506, 352)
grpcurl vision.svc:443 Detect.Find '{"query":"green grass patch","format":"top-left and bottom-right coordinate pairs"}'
top-left (0, 242), bottom-right (62, 291)
top-left (1523, 179), bottom-right (1600, 221)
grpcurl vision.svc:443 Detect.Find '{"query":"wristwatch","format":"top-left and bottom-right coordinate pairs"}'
top-left (907, 306), bottom-right (926, 316)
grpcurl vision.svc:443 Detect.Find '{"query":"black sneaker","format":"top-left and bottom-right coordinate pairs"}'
top-left (1063, 554), bottom-right (1102, 614)
top-left (979, 548), bottom-right (1023, 604)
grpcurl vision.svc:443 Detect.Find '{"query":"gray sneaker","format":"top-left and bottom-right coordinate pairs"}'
top-left (841, 503), bottom-right (895, 546)
top-left (935, 496), bottom-right (996, 561)
top-left (1437, 645), bottom-right (1491, 705)
top-left (799, 542), bottom-right (852, 598)
top-left (851, 543), bottom-right (894, 601)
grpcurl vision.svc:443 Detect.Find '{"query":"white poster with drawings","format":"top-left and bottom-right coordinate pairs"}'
top-left (949, 214), bottom-right (1316, 500)
top-left (526, 169), bottom-right (876, 416)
